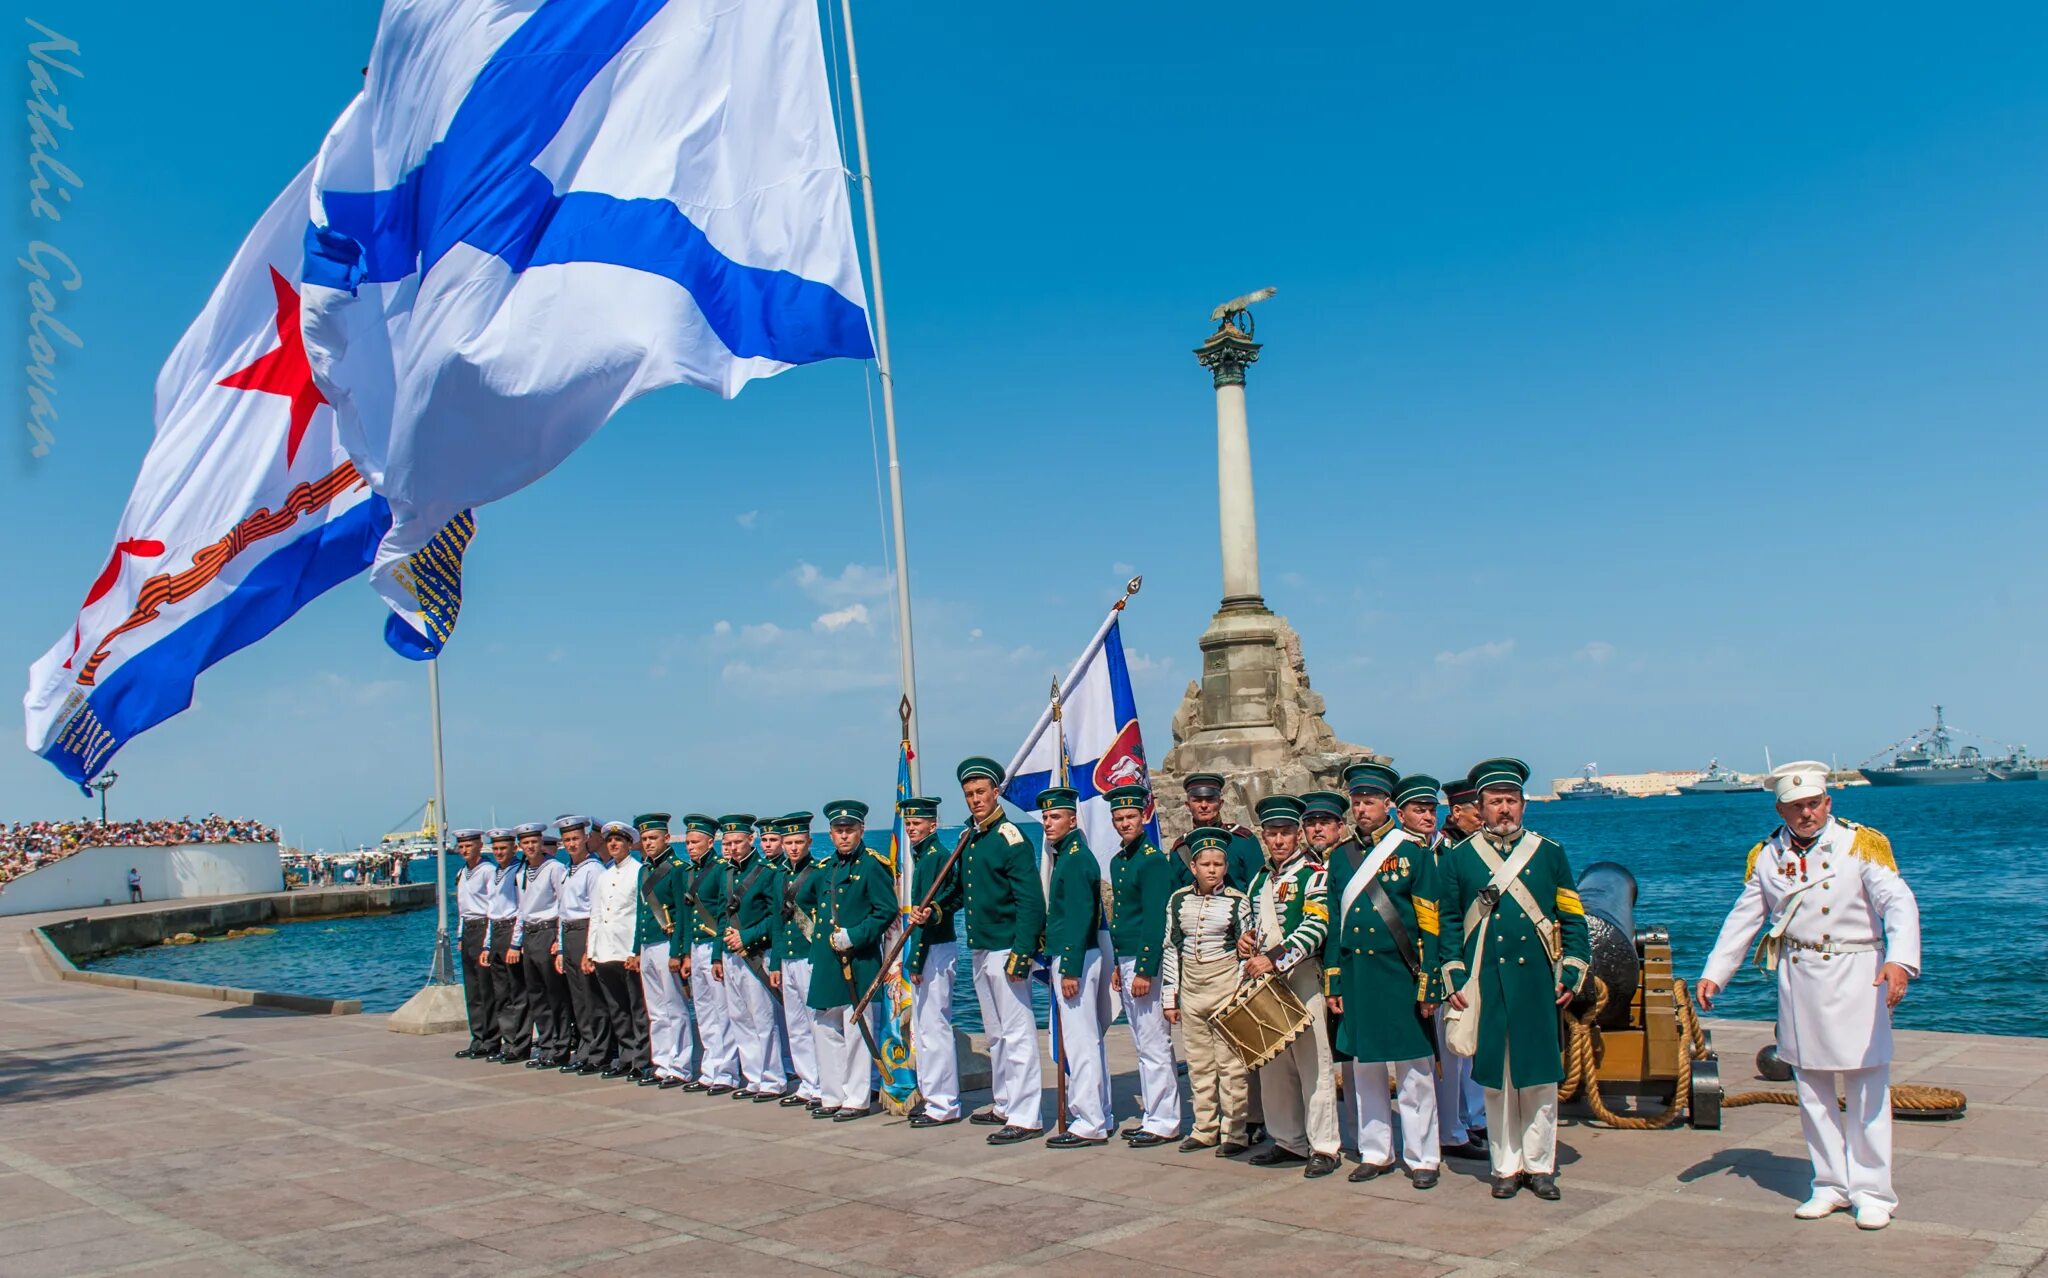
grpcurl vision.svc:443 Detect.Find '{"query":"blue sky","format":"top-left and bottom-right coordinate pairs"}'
top-left (7, 2), bottom-right (2046, 848)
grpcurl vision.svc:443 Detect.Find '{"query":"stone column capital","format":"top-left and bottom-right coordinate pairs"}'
top-left (1194, 325), bottom-right (1262, 389)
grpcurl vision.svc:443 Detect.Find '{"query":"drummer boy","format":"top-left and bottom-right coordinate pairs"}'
top-left (1161, 831), bottom-right (1256, 1155)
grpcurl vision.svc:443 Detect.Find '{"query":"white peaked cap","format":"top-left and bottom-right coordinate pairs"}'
top-left (1768, 761), bottom-right (1831, 803)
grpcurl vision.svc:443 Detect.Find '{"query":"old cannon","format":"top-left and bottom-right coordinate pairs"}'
top-left (1563, 861), bottom-right (1723, 1130)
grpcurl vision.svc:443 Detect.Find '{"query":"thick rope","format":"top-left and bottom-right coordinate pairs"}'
top-left (1560, 975), bottom-right (1966, 1125)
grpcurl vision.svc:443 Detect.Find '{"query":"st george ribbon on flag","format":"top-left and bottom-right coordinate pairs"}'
top-left (21, 159), bottom-right (471, 790)
top-left (1002, 615), bottom-right (1159, 878)
top-left (300, 0), bottom-right (877, 639)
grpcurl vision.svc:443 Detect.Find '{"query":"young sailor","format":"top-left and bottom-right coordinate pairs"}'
top-left (807, 800), bottom-right (896, 1121)
top-left (1326, 772), bottom-right (1442, 1189)
top-left (1105, 784), bottom-right (1181, 1147)
top-left (479, 830), bottom-right (531, 1062)
top-left (675, 814), bottom-right (739, 1094)
top-left (554, 817), bottom-right (609, 1074)
top-left (1697, 762), bottom-right (1920, 1230)
top-left (956, 756), bottom-right (1046, 1144)
top-left (719, 814), bottom-right (789, 1101)
top-left (1039, 787), bottom-right (1112, 1148)
top-left (1240, 795), bottom-right (1339, 1178)
top-left (586, 822), bottom-right (648, 1079)
top-left (1435, 758), bottom-right (1591, 1202)
top-left (452, 830), bottom-right (500, 1060)
top-left (510, 822), bottom-right (572, 1068)
top-left (776, 813), bottom-right (830, 1109)
top-left (1160, 830), bottom-right (1254, 1155)
top-left (900, 796), bottom-right (965, 1127)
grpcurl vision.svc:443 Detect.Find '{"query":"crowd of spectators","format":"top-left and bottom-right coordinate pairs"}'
top-left (0, 815), bottom-right (278, 885)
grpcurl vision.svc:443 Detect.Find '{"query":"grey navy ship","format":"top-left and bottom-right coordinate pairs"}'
top-left (1677, 759), bottom-right (1765, 795)
top-left (1861, 706), bottom-right (2038, 786)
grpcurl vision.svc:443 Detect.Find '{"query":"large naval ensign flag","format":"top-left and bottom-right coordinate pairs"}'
top-left (301, 0), bottom-right (876, 636)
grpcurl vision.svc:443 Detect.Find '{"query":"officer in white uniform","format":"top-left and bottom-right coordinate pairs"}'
top-left (1698, 761), bottom-right (1920, 1231)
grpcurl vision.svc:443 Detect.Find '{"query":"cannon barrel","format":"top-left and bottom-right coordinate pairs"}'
top-left (1577, 861), bottom-right (1640, 1028)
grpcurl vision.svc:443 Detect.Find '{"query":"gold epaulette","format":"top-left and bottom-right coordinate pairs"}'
top-left (1413, 898), bottom-right (1440, 934)
top-left (1849, 825), bottom-right (1897, 872)
top-left (867, 847), bottom-right (895, 874)
top-left (1743, 840), bottom-right (1764, 881)
top-left (1553, 888), bottom-right (1584, 916)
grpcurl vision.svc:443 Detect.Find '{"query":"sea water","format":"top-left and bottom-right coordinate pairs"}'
top-left (88, 783), bottom-right (2044, 1038)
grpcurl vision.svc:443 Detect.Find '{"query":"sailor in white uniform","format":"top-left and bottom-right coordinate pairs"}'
top-left (1698, 761), bottom-right (1920, 1231)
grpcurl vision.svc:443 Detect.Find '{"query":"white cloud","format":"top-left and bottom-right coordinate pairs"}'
top-left (969, 628), bottom-right (984, 641)
top-left (1434, 639), bottom-right (1516, 668)
top-left (814, 603), bottom-right (872, 633)
top-left (1124, 650), bottom-right (1175, 676)
top-left (792, 561), bottom-right (893, 607)
top-left (712, 620), bottom-right (732, 636)
top-left (1576, 640), bottom-right (1616, 664)
top-left (735, 510), bottom-right (759, 530)
top-left (740, 622), bottom-right (783, 646)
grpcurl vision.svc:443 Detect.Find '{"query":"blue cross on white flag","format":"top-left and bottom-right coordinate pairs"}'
top-left (300, 0), bottom-right (875, 647)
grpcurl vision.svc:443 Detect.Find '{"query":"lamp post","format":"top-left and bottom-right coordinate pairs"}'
top-left (91, 771), bottom-right (119, 826)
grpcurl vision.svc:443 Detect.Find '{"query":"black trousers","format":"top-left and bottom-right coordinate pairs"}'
top-left (488, 917), bottom-right (532, 1058)
top-left (559, 921), bottom-right (609, 1067)
top-left (459, 917), bottom-right (499, 1054)
top-left (518, 919), bottom-right (572, 1060)
top-left (593, 960), bottom-right (649, 1072)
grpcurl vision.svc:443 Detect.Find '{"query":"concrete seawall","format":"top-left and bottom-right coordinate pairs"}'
top-left (30, 884), bottom-right (433, 1015)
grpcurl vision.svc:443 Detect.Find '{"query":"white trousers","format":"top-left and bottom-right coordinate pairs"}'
top-left (1348, 1058), bottom-right (1440, 1169)
top-left (1259, 976), bottom-right (1340, 1157)
top-left (1434, 1006), bottom-right (1485, 1142)
top-left (1485, 1043), bottom-right (1558, 1176)
top-left (721, 954), bottom-right (786, 1093)
top-left (690, 942), bottom-right (738, 1087)
top-left (638, 941), bottom-right (692, 1080)
top-left (971, 948), bottom-right (1043, 1126)
top-left (1797, 1065), bottom-right (1895, 1211)
top-left (1118, 955), bottom-right (1183, 1137)
top-left (1053, 948), bottom-right (1113, 1140)
top-left (780, 958), bottom-right (821, 1101)
top-left (913, 941), bottom-right (961, 1120)
top-left (814, 1002), bottom-right (878, 1110)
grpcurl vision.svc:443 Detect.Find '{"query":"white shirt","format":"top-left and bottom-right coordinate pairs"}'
top-left (455, 860), bottom-right (496, 920)
top-left (484, 858), bottom-right (522, 921)
top-left (1701, 817), bottom-right (1920, 1071)
top-left (1159, 887), bottom-right (1252, 1011)
top-left (559, 857), bottom-right (602, 922)
top-left (512, 857), bottom-right (567, 947)
top-left (588, 854), bottom-right (643, 964)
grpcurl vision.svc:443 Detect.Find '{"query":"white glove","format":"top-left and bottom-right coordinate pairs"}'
top-left (830, 927), bottom-right (852, 953)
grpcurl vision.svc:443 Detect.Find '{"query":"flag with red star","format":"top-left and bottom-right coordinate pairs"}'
top-left (23, 155), bottom-right (466, 791)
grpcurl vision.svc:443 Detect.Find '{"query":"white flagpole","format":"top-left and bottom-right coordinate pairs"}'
top-left (837, 0), bottom-right (921, 792)
top-left (1003, 576), bottom-right (1143, 781)
top-left (427, 659), bottom-right (455, 984)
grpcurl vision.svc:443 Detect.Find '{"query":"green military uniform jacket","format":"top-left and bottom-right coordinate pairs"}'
top-left (1323, 823), bottom-right (1437, 1063)
top-left (777, 854), bottom-right (830, 966)
top-left (960, 808), bottom-right (1045, 965)
top-left (1432, 829), bottom-right (1592, 1089)
top-left (900, 833), bottom-right (960, 978)
top-left (632, 849), bottom-right (680, 952)
top-left (677, 852), bottom-right (726, 950)
top-left (1110, 835), bottom-right (1173, 977)
top-left (1170, 825), bottom-right (1264, 893)
top-left (1246, 852), bottom-right (1329, 975)
top-left (722, 852), bottom-right (785, 974)
top-left (1043, 830), bottom-right (1103, 976)
top-left (807, 845), bottom-right (898, 1011)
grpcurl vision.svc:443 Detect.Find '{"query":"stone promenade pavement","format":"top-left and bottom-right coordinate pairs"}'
top-left (2, 898), bottom-right (2045, 1277)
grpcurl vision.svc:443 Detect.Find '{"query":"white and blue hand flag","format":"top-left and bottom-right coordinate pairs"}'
top-left (1003, 611), bottom-right (1159, 877)
top-left (301, 0), bottom-right (876, 643)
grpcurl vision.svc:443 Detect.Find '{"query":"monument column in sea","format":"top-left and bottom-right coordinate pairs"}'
top-left (1153, 290), bottom-right (1380, 844)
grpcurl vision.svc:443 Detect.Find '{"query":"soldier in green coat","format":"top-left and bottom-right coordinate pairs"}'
top-left (629, 813), bottom-right (692, 1089)
top-left (776, 814), bottom-right (830, 1109)
top-left (957, 755), bottom-right (1045, 1144)
top-left (807, 800), bottom-right (897, 1120)
top-left (1039, 787), bottom-right (1111, 1148)
top-left (1434, 758), bottom-right (1591, 1202)
top-left (1170, 772), bottom-right (1264, 891)
top-left (1106, 784), bottom-right (1182, 1147)
top-left (899, 796), bottom-right (964, 1128)
top-left (1325, 773), bottom-right (1442, 1187)
top-left (717, 814), bottom-right (789, 1101)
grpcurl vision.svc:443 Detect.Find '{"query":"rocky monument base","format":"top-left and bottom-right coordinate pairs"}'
top-left (1152, 608), bottom-right (1380, 845)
